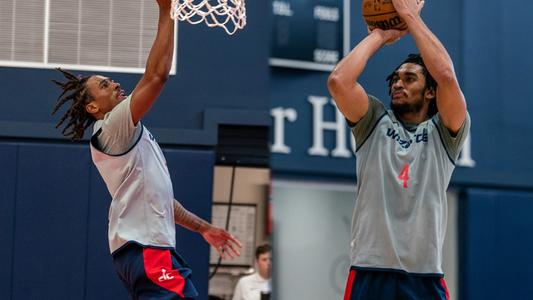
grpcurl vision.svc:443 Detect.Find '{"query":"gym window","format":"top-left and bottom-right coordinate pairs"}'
top-left (0, 0), bottom-right (176, 74)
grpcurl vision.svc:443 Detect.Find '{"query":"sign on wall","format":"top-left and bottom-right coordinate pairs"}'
top-left (270, 0), bottom-right (350, 71)
top-left (209, 204), bottom-right (257, 267)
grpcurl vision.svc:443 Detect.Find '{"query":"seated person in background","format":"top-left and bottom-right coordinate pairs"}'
top-left (232, 244), bottom-right (272, 300)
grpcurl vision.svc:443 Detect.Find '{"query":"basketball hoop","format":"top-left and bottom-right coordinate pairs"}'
top-left (171, 0), bottom-right (246, 35)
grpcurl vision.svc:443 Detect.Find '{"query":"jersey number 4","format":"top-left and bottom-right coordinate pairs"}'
top-left (398, 163), bottom-right (410, 189)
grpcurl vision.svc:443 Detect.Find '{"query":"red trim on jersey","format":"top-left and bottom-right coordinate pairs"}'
top-left (440, 278), bottom-right (450, 300)
top-left (343, 269), bottom-right (357, 300)
top-left (143, 248), bottom-right (185, 298)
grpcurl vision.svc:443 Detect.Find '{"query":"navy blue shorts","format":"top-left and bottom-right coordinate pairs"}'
top-left (343, 267), bottom-right (450, 300)
top-left (112, 243), bottom-right (199, 300)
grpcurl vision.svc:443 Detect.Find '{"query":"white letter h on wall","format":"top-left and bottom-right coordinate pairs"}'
top-left (307, 96), bottom-right (351, 158)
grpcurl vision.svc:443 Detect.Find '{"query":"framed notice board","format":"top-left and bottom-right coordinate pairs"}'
top-left (209, 203), bottom-right (257, 267)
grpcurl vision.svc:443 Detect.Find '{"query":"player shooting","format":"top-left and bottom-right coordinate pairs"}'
top-left (328, 0), bottom-right (469, 298)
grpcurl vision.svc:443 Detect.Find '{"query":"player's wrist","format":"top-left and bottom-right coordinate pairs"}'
top-left (157, 0), bottom-right (172, 10)
top-left (368, 29), bottom-right (387, 45)
top-left (158, 7), bottom-right (172, 17)
top-left (399, 11), bottom-right (422, 26)
top-left (371, 29), bottom-right (392, 46)
top-left (198, 222), bottom-right (213, 235)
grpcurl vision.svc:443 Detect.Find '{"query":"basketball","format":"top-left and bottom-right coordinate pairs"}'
top-left (362, 0), bottom-right (407, 30)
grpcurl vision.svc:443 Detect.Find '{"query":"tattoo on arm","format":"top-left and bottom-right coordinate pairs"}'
top-left (173, 199), bottom-right (211, 233)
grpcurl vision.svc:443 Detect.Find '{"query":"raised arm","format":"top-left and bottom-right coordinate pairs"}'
top-left (393, 0), bottom-right (467, 133)
top-left (173, 199), bottom-right (242, 259)
top-left (327, 29), bottom-right (406, 123)
top-left (130, 0), bottom-right (175, 125)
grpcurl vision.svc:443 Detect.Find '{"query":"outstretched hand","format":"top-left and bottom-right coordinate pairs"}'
top-left (392, 0), bottom-right (425, 18)
top-left (202, 226), bottom-right (242, 259)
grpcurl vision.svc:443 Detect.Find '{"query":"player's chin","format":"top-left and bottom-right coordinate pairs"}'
top-left (391, 98), bottom-right (405, 106)
top-left (391, 101), bottom-right (409, 113)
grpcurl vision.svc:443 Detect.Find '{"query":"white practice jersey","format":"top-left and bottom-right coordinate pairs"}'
top-left (90, 96), bottom-right (176, 254)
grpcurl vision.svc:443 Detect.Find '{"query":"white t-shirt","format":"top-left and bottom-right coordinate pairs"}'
top-left (232, 273), bottom-right (271, 300)
top-left (350, 95), bottom-right (470, 275)
top-left (90, 95), bottom-right (176, 254)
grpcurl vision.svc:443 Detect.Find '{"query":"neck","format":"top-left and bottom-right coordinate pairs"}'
top-left (396, 110), bottom-right (429, 125)
top-left (258, 271), bottom-right (270, 280)
top-left (91, 111), bottom-right (105, 120)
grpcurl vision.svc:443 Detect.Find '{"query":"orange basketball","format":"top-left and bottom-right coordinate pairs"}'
top-left (362, 0), bottom-right (407, 30)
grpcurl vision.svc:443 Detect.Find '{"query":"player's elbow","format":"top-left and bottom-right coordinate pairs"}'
top-left (149, 74), bottom-right (169, 88)
top-left (144, 64), bottom-right (171, 83)
top-left (434, 69), bottom-right (456, 85)
top-left (327, 72), bottom-right (347, 97)
top-left (155, 73), bottom-right (170, 84)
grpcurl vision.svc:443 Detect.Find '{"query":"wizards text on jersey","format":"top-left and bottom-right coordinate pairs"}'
top-left (386, 128), bottom-right (428, 149)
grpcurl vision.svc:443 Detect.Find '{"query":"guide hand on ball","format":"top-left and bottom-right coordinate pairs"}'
top-left (368, 26), bottom-right (408, 46)
top-left (391, 0), bottom-right (425, 18)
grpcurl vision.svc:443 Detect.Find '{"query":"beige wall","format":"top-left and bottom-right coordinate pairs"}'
top-left (209, 166), bottom-right (271, 299)
top-left (271, 181), bottom-right (460, 300)
top-left (443, 190), bottom-right (459, 300)
top-left (212, 166), bottom-right (271, 251)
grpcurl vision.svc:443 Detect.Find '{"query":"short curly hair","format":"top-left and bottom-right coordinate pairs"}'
top-left (386, 53), bottom-right (438, 117)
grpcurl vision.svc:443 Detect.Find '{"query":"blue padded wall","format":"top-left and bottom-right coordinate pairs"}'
top-left (461, 189), bottom-right (533, 300)
top-left (11, 143), bottom-right (90, 300)
top-left (84, 166), bottom-right (129, 300)
top-left (1, 141), bottom-right (215, 300)
top-left (0, 143), bottom-right (17, 299)
top-left (165, 148), bottom-right (216, 300)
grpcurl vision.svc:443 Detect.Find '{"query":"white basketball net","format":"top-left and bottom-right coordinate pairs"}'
top-left (171, 0), bottom-right (246, 35)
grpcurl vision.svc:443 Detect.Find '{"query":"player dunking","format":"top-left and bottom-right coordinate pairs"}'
top-left (328, 0), bottom-right (469, 299)
top-left (51, 0), bottom-right (241, 299)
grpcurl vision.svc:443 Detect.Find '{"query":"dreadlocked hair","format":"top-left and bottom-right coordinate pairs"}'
top-left (386, 53), bottom-right (439, 117)
top-left (51, 68), bottom-right (95, 140)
